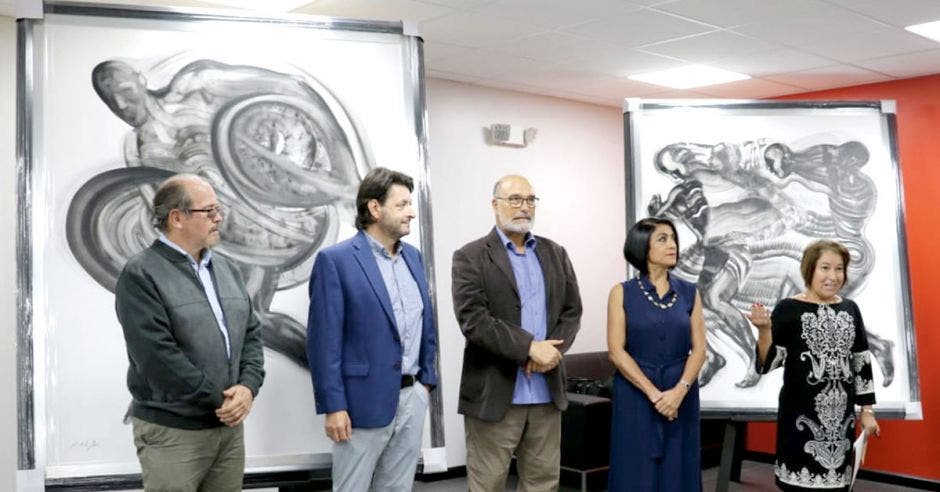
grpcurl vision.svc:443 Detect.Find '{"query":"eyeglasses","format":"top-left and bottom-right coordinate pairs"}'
top-left (495, 195), bottom-right (540, 208)
top-left (186, 205), bottom-right (225, 219)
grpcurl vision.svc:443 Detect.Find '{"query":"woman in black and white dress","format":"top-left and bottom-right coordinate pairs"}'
top-left (750, 240), bottom-right (881, 491)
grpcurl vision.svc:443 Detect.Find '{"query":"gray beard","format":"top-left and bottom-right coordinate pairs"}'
top-left (502, 218), bottom-right (534, 234)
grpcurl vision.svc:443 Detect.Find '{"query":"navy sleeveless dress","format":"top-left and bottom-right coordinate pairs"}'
top-left (608, 275), bottom-right (702, 491)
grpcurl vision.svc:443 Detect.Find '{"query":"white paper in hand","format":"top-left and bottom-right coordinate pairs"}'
top-left (851, 430), bottom-right (869, 488)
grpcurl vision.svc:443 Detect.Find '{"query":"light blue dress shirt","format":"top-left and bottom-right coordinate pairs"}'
top-left (365, 233), bottom-right (424, 377)
top-left (495, 227), bottom-right (551, 405)
top-left (158, 235), bottom-right (231, 358)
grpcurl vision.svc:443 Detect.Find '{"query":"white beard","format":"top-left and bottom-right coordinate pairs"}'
top-left (502, 217), bottom-right (534, 234)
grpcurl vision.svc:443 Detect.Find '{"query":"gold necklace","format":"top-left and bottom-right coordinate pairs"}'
top-left (637, 277), bottom-right (677, 310)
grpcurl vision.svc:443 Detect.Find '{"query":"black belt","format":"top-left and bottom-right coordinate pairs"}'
top-left (401, 374), bottom-right (417, 388)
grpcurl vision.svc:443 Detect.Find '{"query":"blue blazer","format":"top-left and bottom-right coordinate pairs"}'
top-left (306, 230), bottom-right (438, 428)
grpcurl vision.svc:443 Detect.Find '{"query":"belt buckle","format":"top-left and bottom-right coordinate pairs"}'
top-left (401, 374), bottom-right (416, 388)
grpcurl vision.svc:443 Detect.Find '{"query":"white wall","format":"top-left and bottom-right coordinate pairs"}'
top-left (1, 14), bottom-right (20, 491)
top-left (425, 78), bottom-right (626, 467)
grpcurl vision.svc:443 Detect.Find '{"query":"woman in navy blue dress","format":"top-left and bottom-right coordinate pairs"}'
top-left (607, 217), bottom-right (706, 491)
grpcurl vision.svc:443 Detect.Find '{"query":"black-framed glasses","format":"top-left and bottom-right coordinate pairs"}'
top-left (495, 195), bottom-right (539, 208)
top-left (186, 205), bottom-right (225, 219)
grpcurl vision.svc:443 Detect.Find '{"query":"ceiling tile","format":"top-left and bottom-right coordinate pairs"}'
top-left (468, 0), bottom-right (642, 29)
top-left (414, 0), bottom-right (499, 9)
top-left (293, 0), bottom-right (453, 22)
top-left (825, 0), bottom-right (940, 28)
top-left (555, 46), bottom-right (683, 77)
top-left (653, 0), bottom-right (829, 29)
top-left (854, 49), bottom-right (940, 78)
top-left (642, 30), bottom-right (781, 63)
top-left (424, 44), bottom-right (556, 81)
top-left (423, 41), bottom-right (475, 63)
top-left (798, 28), bottom-right (939, 62)
top-left (28, 0), bottom-right (940, 103)
top-left (710, 47), bottom-right (834, 76)
top-left (420, 11), bottom-right (547, 49)
top-left (564, 76), bottom-right (666, 99)
top-left (695, 77), bottom-right (806, 98)
top-left (492, 32), bottom-right (625, 63)
top-left (632, 0), bottom-right (683, 6)
top-left (470, 78), bottom-right (625, 107)
top-left (478, 69), bottom-right (626, 96)
top-left (470, 77), bottom-right (554, 95)
top-left (734, 4), bottom-right (889, 47)
top-left (765, 64), bottom-right (891, 91)
top-left (562, 8), bottom-right (716, 48)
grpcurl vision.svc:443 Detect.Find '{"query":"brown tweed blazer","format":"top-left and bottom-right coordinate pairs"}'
top-left (451, 227), bottom-right (583, 422)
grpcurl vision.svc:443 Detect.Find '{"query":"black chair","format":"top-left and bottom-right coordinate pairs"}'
top-left (561, 351), bottom-right (615, 491)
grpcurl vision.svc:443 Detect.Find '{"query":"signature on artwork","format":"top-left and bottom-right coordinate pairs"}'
top-left (69, 440), bottom-right (100, 451)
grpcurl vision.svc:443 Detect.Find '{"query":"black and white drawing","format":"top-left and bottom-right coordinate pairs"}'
top-left (647, 139), bottom-right (892, 388)
top-left (67, 56), bottom-right (368, 367)
top-left (624, 100), bottom-right (920, 415)
top-left (20, 8), bottom-right (434, 480)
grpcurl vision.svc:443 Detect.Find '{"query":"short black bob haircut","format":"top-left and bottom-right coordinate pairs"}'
top-left (355, 167), bottom-right (414, 230)
top-left (624, 217), bottom-right (680, 276)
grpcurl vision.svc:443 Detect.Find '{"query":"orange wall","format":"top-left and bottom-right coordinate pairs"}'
top-left (747, 74), bottom-right (940, 480)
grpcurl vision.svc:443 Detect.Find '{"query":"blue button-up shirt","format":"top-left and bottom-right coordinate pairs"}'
top-left (495, 227), bottom-right (551, 405)
top-left (365, 233), bottom-right (424, 377)
top-left (158, 235), bottom-right (231, 358)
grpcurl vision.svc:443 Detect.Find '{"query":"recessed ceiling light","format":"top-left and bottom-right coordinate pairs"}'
top-left (905, 20), bottom-right (940, 42)
top-left (200, 1), bottom-right (313, 13)
top-left (628, 64), bottom-right (750, 90)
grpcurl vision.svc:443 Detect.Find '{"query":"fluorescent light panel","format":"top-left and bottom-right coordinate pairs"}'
top-left (628, 64), bottom-right (750, 90)
top-left (906, 20), bottom-right (940, 42)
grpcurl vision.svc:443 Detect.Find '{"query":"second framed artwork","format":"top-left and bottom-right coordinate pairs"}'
top-left (623, 99), bottom-right (920, 418)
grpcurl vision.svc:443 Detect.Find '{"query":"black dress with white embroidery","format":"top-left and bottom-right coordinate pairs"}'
top-left (757, 298), bottom-right (876, 491)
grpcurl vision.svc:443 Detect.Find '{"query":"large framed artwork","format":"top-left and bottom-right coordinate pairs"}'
top-left (623, 99), bottom-right (921, 419)
top-left (16, 2), bottom-right (442, 485)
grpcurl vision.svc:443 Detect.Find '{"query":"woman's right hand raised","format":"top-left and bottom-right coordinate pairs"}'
top-left (745, 303), bottom-right (771, 330)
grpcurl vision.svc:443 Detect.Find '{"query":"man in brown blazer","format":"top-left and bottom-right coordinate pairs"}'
top-left (452, 175), bottom-right (582, 492)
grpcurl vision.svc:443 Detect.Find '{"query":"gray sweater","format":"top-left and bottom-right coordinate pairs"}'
top-left (115, 240), bottom-right (265, 429)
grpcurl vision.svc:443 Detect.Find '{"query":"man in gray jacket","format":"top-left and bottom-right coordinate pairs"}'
top-left (115, 173), bottom-right (265, 491)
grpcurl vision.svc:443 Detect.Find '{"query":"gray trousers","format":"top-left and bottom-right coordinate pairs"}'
top-left (132, 417), bottom-right (244, 492)
top-left (465, 404), bottom-right (562, 492)
top-left (332, 384), bottom-right (430, 492)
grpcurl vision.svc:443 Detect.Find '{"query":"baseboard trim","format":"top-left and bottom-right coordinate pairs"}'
top-left (44, 470), bottom-right (331, 491)
top-left (744, 451), bottom-right (940, 490)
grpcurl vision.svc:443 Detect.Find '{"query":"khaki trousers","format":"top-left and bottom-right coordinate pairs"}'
top-left (132, 417), bottom-right (244, 492)
top-left (465, 404), bottom-right (561, 492)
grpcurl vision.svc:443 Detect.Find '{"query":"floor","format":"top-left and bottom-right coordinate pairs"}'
top-left (413, 461), bottom-right (926, 491)
top-left (110, 460), bottom-right (928, 491)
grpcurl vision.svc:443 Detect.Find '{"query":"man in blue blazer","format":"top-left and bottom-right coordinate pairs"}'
top-left (307, 167), bottom-right (438, 492)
